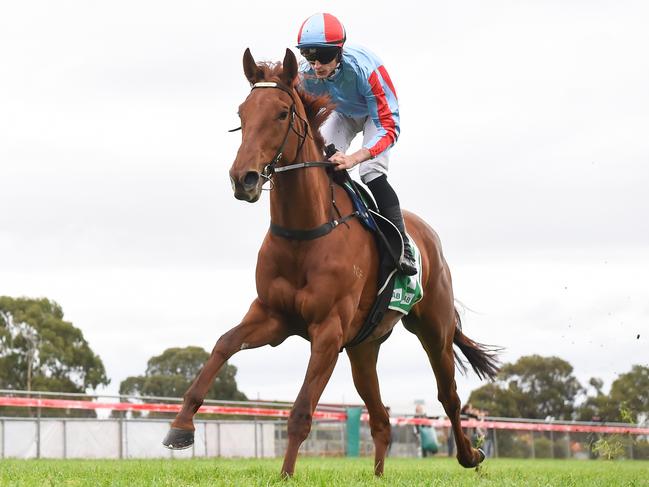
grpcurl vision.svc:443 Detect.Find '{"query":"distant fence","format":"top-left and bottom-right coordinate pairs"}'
top-left (0, 417), bottom-right (276, 459)
top-left (1, 389), bottom-right (648, 460)
top-left (0, 389), bottom-right (348, 460)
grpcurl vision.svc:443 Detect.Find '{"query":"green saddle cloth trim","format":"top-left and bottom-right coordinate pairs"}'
top-left (388, 234), bottom-right (424, 315)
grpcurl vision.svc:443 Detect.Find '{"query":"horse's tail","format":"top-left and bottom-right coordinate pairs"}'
top-left (452, 308), bottom-right (501, 381)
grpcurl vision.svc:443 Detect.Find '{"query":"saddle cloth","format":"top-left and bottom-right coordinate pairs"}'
top-left (388, 235), bottom-right (423, 314)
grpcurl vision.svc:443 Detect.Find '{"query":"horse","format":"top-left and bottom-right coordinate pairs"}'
top-left (163, 48), bottom-right (499, 477)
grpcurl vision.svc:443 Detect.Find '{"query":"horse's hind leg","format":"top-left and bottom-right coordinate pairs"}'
top-left (347, 341), bottom-right (391, 476)
top-left (403, 311), bottom-right (484, 468)
top-left (163, 299), bottom-right (289, 449)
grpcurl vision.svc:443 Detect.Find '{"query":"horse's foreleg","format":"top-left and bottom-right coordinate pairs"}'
top-left (347, 341), bottom-right (391, 477)
top-left (280, 319), bottom-right (343, 477)
top-left (163, 299), bottom-right (289, 449)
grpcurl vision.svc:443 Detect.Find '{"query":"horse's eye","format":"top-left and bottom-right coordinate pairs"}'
top-left (278, 111), bottom-right (289, 121)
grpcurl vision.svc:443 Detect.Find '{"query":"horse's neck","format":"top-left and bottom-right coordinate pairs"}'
top-left (269, 143), bottom-right (331, 230)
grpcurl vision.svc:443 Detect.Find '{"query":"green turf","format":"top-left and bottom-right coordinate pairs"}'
top-left (1, 457), bottom-right (648, 486)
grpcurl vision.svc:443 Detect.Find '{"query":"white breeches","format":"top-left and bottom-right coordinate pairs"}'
top-left (320, 111), bottom-right (390, 184)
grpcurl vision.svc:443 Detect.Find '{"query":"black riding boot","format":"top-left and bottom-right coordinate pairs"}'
top-left (381, 205), bottom-right (418, 275)
top-left (367, 175), bottom-right (418, 276)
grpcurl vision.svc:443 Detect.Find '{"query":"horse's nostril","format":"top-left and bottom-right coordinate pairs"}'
top-left (243, 171), bottom-right (260, 189)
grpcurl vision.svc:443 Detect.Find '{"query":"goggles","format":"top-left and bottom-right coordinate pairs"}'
top-left (299, 47), bottom-right (340, 64)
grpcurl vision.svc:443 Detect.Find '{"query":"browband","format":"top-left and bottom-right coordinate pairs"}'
top-left (251, 81), bottom-right (295, 99)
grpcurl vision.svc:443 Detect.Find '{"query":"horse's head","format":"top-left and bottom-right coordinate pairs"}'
top-left (229, 48), bottom-right (302, 202)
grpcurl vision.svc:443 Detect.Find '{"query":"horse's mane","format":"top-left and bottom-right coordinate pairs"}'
top-left (257, 62), bottom-right (334, 154)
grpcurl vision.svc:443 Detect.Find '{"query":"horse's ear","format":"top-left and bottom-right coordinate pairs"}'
top-left (243, 48), bottom-right (264, 85)
top-left (281, 48), bottom-right (298, 87)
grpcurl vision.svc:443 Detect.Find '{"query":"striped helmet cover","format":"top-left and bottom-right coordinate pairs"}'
top-left (296, 13), bottom-right (346, 48)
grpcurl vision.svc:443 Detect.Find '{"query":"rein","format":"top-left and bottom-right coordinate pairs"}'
top-left (231, 81), bottom-right (358, 241)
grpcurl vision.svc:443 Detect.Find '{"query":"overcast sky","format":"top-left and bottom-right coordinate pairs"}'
top-left (1, 1), bottom-right (648, 416)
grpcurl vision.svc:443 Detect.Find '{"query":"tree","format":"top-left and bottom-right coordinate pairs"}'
top-left (608, 365), bottom-right (649, 423)
top-left (0, 296), bottom-right (109, 393)
top-left (578, 366), bottom-right (649, 423)
top-left (466, 382), bottom-right (521, 418)
top-left (0, 296), bottom-right (110, 417)
top-left (119, 346), bottom-right (247, 401)
top-left (576, 377), bottom-right (618, 422)
top-left (468, 355), bottom-right (583, 420)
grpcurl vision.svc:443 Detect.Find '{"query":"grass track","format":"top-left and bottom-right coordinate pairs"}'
top-left (1, 457), bottom-right (648, 486)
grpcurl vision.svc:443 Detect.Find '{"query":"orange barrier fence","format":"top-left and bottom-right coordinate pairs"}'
top-left (0, 396), bottom-right (345, 421)
top-left (2, 396), bottom-right (648, 435)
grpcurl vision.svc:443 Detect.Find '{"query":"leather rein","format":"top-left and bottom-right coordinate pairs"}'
top-left (230, 81), bottom-right (358, 241)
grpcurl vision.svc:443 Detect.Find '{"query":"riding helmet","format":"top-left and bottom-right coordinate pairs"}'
top-left (296, 13), bottom-right (346, 48)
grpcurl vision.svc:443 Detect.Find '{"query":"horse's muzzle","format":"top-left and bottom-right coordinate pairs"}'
top-left (230, 170), bottom-right (262, 202)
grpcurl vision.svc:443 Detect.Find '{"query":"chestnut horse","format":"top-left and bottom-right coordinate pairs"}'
top-left (163, 48), bottom-right (499, 477)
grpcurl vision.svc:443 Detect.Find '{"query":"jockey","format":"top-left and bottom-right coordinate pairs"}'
top-left (296, 13), bottom-right (417, 276)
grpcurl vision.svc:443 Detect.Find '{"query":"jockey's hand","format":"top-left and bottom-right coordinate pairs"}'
top-left (328, 148), bottom-right (371, 171)
top-left (328, 151), bottom-right (357, 171)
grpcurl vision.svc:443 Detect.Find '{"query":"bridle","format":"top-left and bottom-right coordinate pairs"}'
top-left (229, 81), bottom-right (358, 240)
top-left (229, 81), bottom-right (332, 188)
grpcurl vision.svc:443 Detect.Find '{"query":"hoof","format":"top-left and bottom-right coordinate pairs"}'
top-left (162, 427), bottom-right (194, 450)
top-left (458, 448), bottom-right (486, 468)
top-left (477, 448), bottom-right (485, 463)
